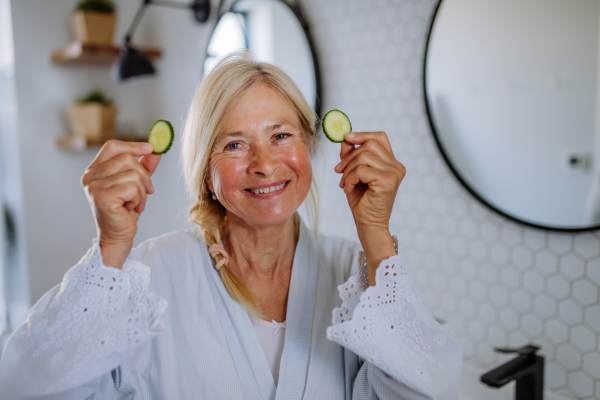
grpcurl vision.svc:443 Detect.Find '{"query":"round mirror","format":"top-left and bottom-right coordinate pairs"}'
top-left (425, 0), bottom-right (600, 232)
top-left (204, 0), bottom-right (320, 113)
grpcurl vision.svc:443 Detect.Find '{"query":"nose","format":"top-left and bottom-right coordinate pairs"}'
top-left (247, 142), bottom-right (279, 177)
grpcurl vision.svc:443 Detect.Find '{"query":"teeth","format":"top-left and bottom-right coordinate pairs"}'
top-left (251, 183), bottom-right (285, 195)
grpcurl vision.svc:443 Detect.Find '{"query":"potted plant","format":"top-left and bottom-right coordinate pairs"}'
top-left (67, 90), bottom-right (117, 142)
top-left (72, 0), bottom-right (116, 46)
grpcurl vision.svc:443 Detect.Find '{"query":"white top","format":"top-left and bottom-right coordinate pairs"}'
top-left (250, 317), bottom-right (286, 386)
top-left (0, 221), bottom-right (463, 399)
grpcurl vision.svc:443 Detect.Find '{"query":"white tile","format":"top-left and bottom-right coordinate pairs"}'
top-left (481, 221), bottom-right (499, 242)
top-left (479, 303), bottom-right (496, 324)
top-left (568, 371), bottom-right (594, 398)
top-left (451, 237), bottom-right (467, 256)
top-left (460, 336), bottom-right (475, 358)
top-left (546, 362), bottom-right (568, 390)
top-left (509, 331), bottom-right (529, 348)
top-left (548, 233), bottom-right (573, 254)
top-left (491, 243), bottom-right (510, 265)
top-left (450, 276), bottom-right (467, 295)
top-left (512, 246), bottom-right (533, 269)
top-left (582, 352), bottom-right (600, 379)
top-left (535, 250), bottom-right (558, 275)
top-left (461, 219), bottom-right (477, 239)
top-left (478, 343), bottom-right (495, 365)
top-left (558, 299), bottom-right (583, 325)
top-left (501, 266), bottom-right (520, 288)
top-left (490, 285), bottom-right (509, 306)
top-left (479, 262), bottom-right (498, 283)
top-left (546, 319), bottom-right (569, 344)
top-left (560, 254), bottom-right (585, 280)
top-left (547, 274), bottom-right (570, 300)
top-left (574, 235), bottom-right (600, 259)
top-left (511, 289), bottom-right (532, 312)
top-left (469, 320), bottom-right (485, 340)
top-left (556, 344), bottom-right (582, 370)
top-left (588, 257), bottom-right (600, 286)
top-left (470, 280), bottom-right (486, 301)
top-left (522, 313), bottom-right (543, 336)
top-left (460, 259), bottom-right (478, 279)
top-left (534, 294), bottom-right (556, 319)
top-left (459, 298), bottom-right (477, 318)
top-left (572, 279), bottom-right (598, 306)
top-left (499, 308), bottom-right (519, 330)
top-left (523, 229), bottom-right (546, 250)
top-left (488, 326), bottom-right (507, 347)
top-left (570, 326), bottom-right (596, 353)
top-left (523, 270), bottom-right (544, 294)
top-left (469, 240), bottom-right (487, 261)
top-left (584, 305), bottom-right (600, 331)
top-left (501, 224), bottom-right (522, 246)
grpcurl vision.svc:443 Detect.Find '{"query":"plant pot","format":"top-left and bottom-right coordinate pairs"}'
top-left (67, 104), bottom-right (117, 142)
top-left (71, 11), bottom-right (116, 46)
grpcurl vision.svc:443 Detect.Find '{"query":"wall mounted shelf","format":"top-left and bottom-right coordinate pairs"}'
top-left (51, 41), bottom-right (161, 65)
top-left (56, 135), bottom-right (147, 151)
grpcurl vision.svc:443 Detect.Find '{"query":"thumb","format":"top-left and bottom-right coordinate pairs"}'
top-left (140, 153), bottom-right (162, 175)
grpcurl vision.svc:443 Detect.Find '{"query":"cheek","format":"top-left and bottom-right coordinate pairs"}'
top-left (210, 157), bottom-right (246, 195)
top-left (285, 146), bottom-right (312, 185)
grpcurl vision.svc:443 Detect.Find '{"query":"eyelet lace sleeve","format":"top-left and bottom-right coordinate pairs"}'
top-left (326, 236), bottom-right (462, 399)
top-left (0, 239), bottom-right (168, 399)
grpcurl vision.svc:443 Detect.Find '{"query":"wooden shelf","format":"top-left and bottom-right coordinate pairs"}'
top-left (56, 135), bottom-right (147, 151)
top-left (51, 41), bottom-right (162, 65)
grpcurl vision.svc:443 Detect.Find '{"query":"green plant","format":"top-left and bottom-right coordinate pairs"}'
top-left (76, 90), bottom-right (112, 106)
top-left (74, 0), bottom-right (116, 14)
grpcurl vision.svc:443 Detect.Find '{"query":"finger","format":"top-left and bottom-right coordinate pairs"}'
top-left (94, 181), bottom-right (143, 214)
top-left (340, 141), bottom-right (355, 161)
top-left (339, 151), bottom-right (393, 188)
top-left (91, 170), bottom-right (148, 212)
top-left (344, 131), bottom-right (393, 153)
top-left (139, 153), bottom-right (162, 175)
top-left (89, 140), bottom-right (154, 170)
top-left (84, 153), bottom-right (154, 194)
top-left (335, 140), bottom-right (394, 174)
top-left (343, 165), bottom-right (380, 194)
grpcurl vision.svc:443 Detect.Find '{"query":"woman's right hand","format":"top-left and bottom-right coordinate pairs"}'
top-left (81, 140), bottom-right (162, 269)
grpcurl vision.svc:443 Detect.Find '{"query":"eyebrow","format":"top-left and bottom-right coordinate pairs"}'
top-left (220, 122), bottom-right (294, 138)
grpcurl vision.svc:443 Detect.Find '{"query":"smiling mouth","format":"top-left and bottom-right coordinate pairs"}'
top-left (246, 181), bottom-right (288, 195)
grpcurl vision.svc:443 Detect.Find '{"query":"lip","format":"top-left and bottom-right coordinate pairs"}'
top-left (245, 180), bottom-right (290, 190)
top-left (244, 180), bottom-right (290, 199)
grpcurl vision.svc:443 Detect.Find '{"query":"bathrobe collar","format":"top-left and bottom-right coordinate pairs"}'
top-left (202, 218), bottom-right (318, 400)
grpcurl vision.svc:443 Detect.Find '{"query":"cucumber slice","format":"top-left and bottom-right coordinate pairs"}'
top-left (148, 120), bottom-right (174, 154)
top-left (322, 109), bottom-right (352, 142)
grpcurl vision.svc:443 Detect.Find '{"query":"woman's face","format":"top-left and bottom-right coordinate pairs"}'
top-left (208, 83), bottom-right (312, 229)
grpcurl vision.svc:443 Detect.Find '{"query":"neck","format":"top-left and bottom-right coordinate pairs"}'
top-left (224, 214), bottom-right (299, 281)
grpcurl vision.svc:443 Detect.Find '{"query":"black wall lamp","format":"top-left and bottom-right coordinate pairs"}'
top-left (115, 0), bottom-right (210, 82)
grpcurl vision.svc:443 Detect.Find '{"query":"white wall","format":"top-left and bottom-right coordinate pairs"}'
top-left (427, 0), bottom-right (598, 227)
top-left (10, 0), bottom-right (216, 305)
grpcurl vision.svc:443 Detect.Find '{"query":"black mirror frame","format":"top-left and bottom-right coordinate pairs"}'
top-left (205, 0), bottom-right (322, 118)
top-left (422, 0), bottom-right (600, 233)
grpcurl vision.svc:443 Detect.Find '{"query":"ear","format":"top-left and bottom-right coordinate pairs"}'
top-left (207, 177), bottom-right (214, 193)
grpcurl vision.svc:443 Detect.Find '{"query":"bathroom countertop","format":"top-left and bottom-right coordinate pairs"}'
top-left (459, 361), bottom-right (575, 400)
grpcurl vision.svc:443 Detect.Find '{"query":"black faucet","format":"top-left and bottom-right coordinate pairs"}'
top-left (480, 344), bottom-right (544, 400)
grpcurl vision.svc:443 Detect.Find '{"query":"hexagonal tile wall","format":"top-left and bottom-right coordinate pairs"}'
top-left (303, 0), bottom-right (600, 397)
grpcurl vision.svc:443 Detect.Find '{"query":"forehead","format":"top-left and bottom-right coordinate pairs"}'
top-left (220, 82), bottom-right (302, 134)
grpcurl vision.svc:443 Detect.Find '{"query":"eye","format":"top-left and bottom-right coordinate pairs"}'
top-left (275, 133), bottom-right (290, 140)
top-left (225, 141), bottom-right (240, 150)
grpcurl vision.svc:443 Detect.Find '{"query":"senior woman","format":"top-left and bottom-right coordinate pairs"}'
top-left (0, 53), bottom-right (462, 399)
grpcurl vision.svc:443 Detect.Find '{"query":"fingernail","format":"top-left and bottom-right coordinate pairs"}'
top-left (143, 143), bottom-right (154, 152)
top-left (334, 162), bottom-right (341, 171)
top-left (346, 132), bottom-right (356, 139)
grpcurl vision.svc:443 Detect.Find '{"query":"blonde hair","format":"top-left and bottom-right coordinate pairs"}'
top-left (181, 51), bottom-right (320, 318)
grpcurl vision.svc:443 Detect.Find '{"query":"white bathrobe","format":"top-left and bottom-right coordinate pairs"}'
top-left (0, 219), bottom-right (462, 399)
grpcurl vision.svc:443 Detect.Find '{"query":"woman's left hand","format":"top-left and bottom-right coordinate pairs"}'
top-left (334, 131), bottom-right (406, 285)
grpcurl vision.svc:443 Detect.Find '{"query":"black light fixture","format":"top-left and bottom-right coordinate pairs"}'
top-left (114, 0), bottom-right (210, 82)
